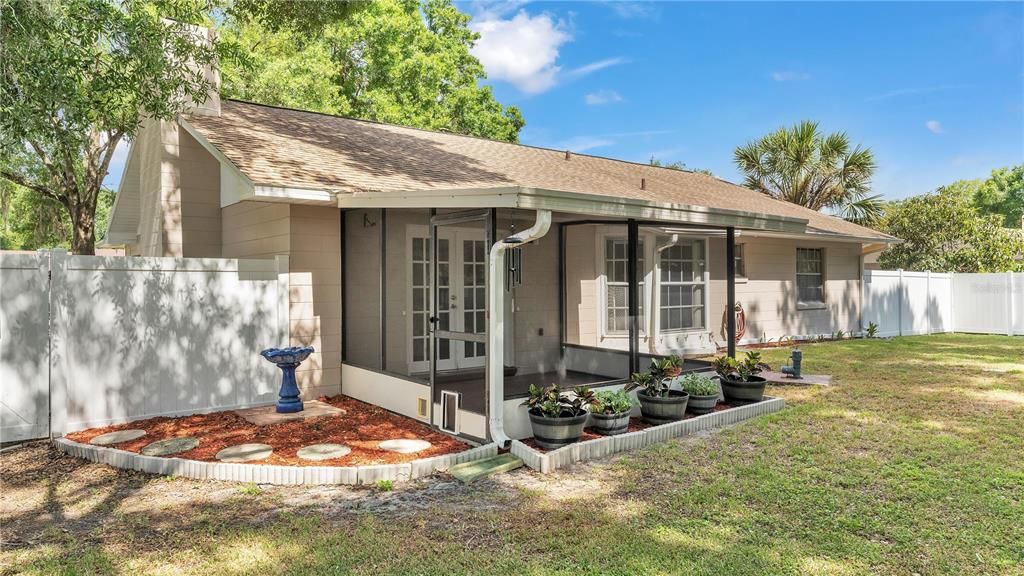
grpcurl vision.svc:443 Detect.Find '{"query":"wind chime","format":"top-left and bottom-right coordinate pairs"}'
top-left (505, 245), bottom-right (522, 291)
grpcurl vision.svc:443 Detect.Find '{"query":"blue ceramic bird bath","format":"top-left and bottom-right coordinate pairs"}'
top-left (260, 346), bottom-right (315, 413)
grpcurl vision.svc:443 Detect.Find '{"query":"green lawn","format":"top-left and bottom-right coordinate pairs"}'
top-left (2, 334), bottom-right (1023, 575)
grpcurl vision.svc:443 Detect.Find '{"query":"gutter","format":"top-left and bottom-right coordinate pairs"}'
top-left (487, 209), bottom-right (552, 448)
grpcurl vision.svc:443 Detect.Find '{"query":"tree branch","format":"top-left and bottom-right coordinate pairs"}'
top-left (0, 169), bottom-right (66, 206)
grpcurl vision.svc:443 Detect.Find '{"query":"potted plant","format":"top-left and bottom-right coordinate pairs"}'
top-left (679, 372), bottom-right (720, 414)
top-left (624, 356), bottom-right (689, 425)
top-left (588, 389), bottom-right (635, 436)
top-left (712, 351), bottom-right (770, 404)
top-left (522, 384), bottom-right (597, 450)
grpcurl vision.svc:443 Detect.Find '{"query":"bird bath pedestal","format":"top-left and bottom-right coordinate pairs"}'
top-left (260, 346), bottom-right (315, 413)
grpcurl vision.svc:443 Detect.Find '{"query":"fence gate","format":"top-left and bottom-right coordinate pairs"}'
top-left (0, 252), bottom-right (51, 442)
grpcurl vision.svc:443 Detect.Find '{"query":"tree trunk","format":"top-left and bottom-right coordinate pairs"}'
top-left (69, 194), bottom-right (97, 255)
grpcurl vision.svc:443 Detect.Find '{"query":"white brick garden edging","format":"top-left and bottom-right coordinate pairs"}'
top-left (53, 437), bottom-right (497, 485)
top-left (510, 396), bottom-right (785, 473)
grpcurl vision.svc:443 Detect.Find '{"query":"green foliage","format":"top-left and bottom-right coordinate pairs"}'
top-left (877, 187), bottom-right (1024, 272)
top-left (219, 0), bottom-right (524, 143)
top-left (521, 384), bottom-right (597, 418)
top-left (712, 351), bottom-right (768, 382)
top-left (0, 181), bottom-right (114, 250)
top-left (375, 479), bottom-right (393, 492)
top-left (0, 0), bottom-right (216, 254)
top-left (679, 373), bottom-right (719, 397)
top-left (236, 482), bottom-right (261, 496)
top-left (865, 322), bottom-right (879, 339)
top-left (734, 120), bottom-right (882, 226)
top-left (649, 156), bottom-right (714, 176)
top-left (591, 390), bottom-right (635, 415)
top-left (936, 165), bottom-right (1024, 229)
top-left (625, 356), bottom-right (684, 398)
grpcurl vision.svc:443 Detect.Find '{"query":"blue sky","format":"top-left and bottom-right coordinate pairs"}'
top-left (462, 0), bottom-right (1024, 200)
top-left (105, 1), bottom-right (1024, 202)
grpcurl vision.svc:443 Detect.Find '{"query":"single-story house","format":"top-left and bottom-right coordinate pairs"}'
top-left (105, 71), bottom-right (895, 444)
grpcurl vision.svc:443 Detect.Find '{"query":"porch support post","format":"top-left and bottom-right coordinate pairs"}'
top-left (627, 219), bottom-right (639, 374)
top-left (488, 210), bottom-right (551, 447)
top-left (726, 226), bottom-right (737, 358)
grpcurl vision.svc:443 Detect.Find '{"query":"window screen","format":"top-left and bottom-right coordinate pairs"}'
top-left (796, 248), bottom-right (825, 304)
top-left (605, 238), bottom-right (643, 334)
top-left (658, 240), bottom-right (705, 331)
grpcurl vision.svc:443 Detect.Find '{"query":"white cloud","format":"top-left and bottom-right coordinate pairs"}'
top-left (585, 89), bottom-right (623, 105)
top-left (771, 70), bottom-right (811, 82)
top-left (925, 120), bottom-right (944, 134)
top-left (568, 57), bottom-right (629, 79)
top-left (866, 84), bottom-right (972, 102)
top-left (471, 10), bottom-right (572, 94)
top-left (604, 1), bottom-right (659, 20)
top-left (558, 136), bottom-right (615, 153)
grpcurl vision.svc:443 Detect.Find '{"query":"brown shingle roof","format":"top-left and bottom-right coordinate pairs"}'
top-left (187, 99), bottom-right (893, 241)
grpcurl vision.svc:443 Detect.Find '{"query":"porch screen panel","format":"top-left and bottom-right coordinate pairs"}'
top-left (561, 222), bottom-right (631, 381)
top-left (639, 226), bottom-right (708, 357)
top-left (343, 209), bottom-right (382, 370)
top-left (383, 208), bottom-right (432, 380)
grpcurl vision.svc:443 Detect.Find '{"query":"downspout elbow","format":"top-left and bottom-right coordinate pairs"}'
top-left (487, 210), bottom-right (552, 448)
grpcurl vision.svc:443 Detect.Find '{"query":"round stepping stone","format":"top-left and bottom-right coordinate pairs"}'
top-left (378, 439), bottom-right (431, 454)
top-left (140, 437), bottom-right (199, 457)
top-left (296, 443), bottom-right (351, 461)
top-left (89, 429), bottom-right (146, 446)
top-left (215, 443), bottom-right (273, 463)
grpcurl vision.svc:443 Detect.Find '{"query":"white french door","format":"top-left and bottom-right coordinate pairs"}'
top-left (407, 227), bottom-right (487, 374)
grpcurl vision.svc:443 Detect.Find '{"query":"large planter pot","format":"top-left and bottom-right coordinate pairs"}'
top-left (719, 375), bottom-right (767, 404)
top-left (637, 390), bottom-right (689, 425)
top-left (687, 393), bottom-right (719, 415)
top-left (528, 411), bottom-right (589, 450)
top-left (588, 411), bottom-right (631, 436)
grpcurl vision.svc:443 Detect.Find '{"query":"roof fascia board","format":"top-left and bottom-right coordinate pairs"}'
top-left (253, 185), bottom-right (336, 205)
top-left (177, 116), bottom-right (255, 205)
top-left (743, 229), bottom-right (898, 244)
top-left (518, 188), bottom-right (807, 233)
top-left (338, 186), bottom-right (808, 233)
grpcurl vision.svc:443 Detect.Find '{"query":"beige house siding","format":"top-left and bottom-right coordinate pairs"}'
top-left (128, 119), bottom-right (222, 258)
top-left (288, 205), bottom-right (341, 397)
top-left (511, 228), bottom-right (561, 374)
top-left (565, 230), bottom-right (863, 355)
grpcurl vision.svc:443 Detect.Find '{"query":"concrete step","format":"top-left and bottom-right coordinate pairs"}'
top-left (449, 453), bottom-right (523, 483)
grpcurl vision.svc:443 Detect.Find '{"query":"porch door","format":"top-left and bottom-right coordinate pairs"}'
top-left (407, 226), bottom-right (487, 373)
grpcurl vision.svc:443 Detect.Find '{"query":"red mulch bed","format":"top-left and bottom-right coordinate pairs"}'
top-left (520, 401), bottom-right (739, 453)
top-left (64, 395), bottom-right (469, 467)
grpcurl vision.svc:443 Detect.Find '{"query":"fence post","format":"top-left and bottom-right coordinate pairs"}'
top-left (48, 249), bottom-right (68, 437)
top-left (897, 268), bottom-right (904, 337)
top-left (1009, 271), bottom-right (1016, 337)
top-left (925, 270), bottom-right (931, 335)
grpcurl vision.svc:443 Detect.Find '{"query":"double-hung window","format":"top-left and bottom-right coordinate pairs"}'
top-left (604, 238), bottom-right (644, 334)
top-left (796, 247), bottom-right (825, 305)
top-left (658, 240), bottom-right (706, 331)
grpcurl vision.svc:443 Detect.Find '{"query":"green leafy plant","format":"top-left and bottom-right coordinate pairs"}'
top-left (866, 322), bottom-right (879, 338)
top-left (649, 356), bottom-right (683, 381)
top-left (712, 351), bottom-right (770, 382)
top-left (375, 479), bottom-right (393, 491)
top-left (679, 373), bottom-right (719, 397)
top-left (835, 330), bottom-right (846, 340)
top-left (521, 384), bottom-right (597, 418)
top-left (624, 370), bottom-right (675, 398)
top-left (591, 390), bottom-right (635, 415)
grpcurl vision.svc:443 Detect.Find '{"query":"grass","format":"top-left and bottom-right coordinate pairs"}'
top-left (2, 334), bottom-right (1022, 575)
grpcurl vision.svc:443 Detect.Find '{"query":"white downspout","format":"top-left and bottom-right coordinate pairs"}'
top-left (488, 209), bottom-right (552, 447)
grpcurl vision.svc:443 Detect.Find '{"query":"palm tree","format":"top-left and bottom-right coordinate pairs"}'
top-left (734, 120), bottom-right (883, 226)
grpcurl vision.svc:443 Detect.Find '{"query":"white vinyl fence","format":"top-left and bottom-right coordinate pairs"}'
top-left (863, 269), bottom-right (1023, 338)
top-left (1, 250), bottom-right (290, 442)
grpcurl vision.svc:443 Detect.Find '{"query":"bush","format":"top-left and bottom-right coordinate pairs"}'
top-left (591, 390), bottom-right (634, 415)
top-left (679, 373), bottom-right (719, 396)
